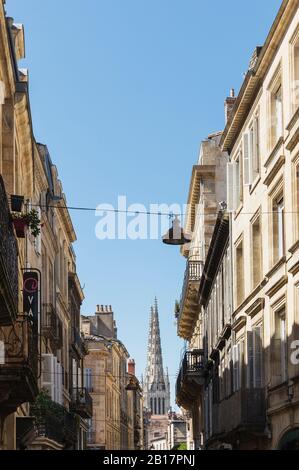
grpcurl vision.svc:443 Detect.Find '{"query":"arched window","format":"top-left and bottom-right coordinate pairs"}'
top-left (150, 398), bottom-right (153, 413)
top-left (162, 398), bottom-right (165, 415)
top-left (158, 397), bottom-right (161, 415)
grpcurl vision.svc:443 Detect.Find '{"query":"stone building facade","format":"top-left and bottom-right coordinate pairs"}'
top-left (219, 0), bottom-right (299, 450)
top-left (0, 1), bottom-right (91, 450)
top-left (176, 0), bottom-right (299, 451)
top-left (175, 132), bottom-right (227, 449)
top-left (82, 305), bottom-right (143, 450)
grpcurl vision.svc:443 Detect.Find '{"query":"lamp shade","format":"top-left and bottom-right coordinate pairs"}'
top-left (162, 216), bottom-right (191, 246)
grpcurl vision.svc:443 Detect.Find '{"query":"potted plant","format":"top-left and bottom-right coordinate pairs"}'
top-left (11, 194), bottom-right (24, 212)
top-left (11, 209), bottom-right (41, 238)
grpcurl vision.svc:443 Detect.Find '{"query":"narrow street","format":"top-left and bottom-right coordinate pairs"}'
top-left (0, 0), bottom-right (299, 460)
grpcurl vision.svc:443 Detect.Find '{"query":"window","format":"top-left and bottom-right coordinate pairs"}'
top-left (235, 238), bottom-right (244, 306)
top-left (233, 341), bottom-right (243, 392)
top-left (290, 28), bottom-right (299, 112)
top-left (251, 115), bottom-right (260, 180)
top-left (244, 115), bottom-right (260, 186)
top-left (247, 326), bottom-right (263, 389)
top-left (275, 86), bottom-right (283, 139)
top-left (227, 149), bottom-right (243, 212)
top-left (226, 348), bottom-right (232, 397)
top-left (0, 340), bottom-right (4, 365)
top-left (84, 368), bottom-right (93, 392)
top-left (252, 214), bottom-right (262, 287)
top-left (270, 82), bottom-right (283, 146)
top-left (295, 163), bottom-right (299, 238)
top-left (272, 194), bottom-right (284, 263)
top-left (271, 308), bottom-right (288, 385)
top-left (237, 152), bottom-right (243, 205)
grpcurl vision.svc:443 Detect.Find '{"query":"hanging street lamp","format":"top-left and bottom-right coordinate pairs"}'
top-left (162, 215), bottom-right (191, 246)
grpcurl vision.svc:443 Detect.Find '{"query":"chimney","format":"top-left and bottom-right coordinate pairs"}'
top-left (224, 88), bottom-right (237, 124)
top-left (128, 359), bottom-right (136, 375)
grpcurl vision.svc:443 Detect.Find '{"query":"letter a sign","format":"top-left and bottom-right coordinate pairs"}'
top-left (23, 271), bottom-right (39, 336)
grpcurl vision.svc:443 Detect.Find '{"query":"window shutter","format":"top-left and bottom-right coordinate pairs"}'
top-left (247, 332), bottom-right (254, 388)
top-left (84, 368), bottom-right (92, 391)
top-left (73, 359), bottom-right (77, 389)
top-left (243, 133), bottom-right (251, 186)
top-left (253, 326), bottom-right (263, 388)
top-left (53, 356), bottom-right (58, 403)
top-left (57, 362), bottom-right (63, 404)
top-left (0, 340), bottom-right (4, 365)
top-left (240, 340), bottom-right (245, 388)
top-left (78, 366), bottom-right (82, 388)
top-left (0, 80), bottom-right (5, 105)
top-left (233, 344), bottom-right (241, 392)
top-left (227, 162), bottom-right (237, 212)
top-left (253, 117), bottom-right (259, 175)
top-left (232, 345), bottom-right (237, 392)
top-left (41, 353), bottom-right (55, 400)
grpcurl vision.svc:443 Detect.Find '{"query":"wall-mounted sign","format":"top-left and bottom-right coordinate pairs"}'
top-left (23, 271), bottom-right (39, 335)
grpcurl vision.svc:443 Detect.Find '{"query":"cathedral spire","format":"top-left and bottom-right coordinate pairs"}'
top-left (144, 299), bottom-right (170, 415)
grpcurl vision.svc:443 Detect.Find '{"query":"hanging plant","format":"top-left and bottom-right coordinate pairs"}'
top-left (174, 300), bottom-right (180, 318)
top-left (11, 209), bottom-right (41, 238)
top-left (27, 209), bottom-right (41, 237)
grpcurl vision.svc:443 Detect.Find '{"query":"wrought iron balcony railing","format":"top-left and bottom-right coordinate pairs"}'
top-left (0, 176), bottom-right (18, 325)
top-left (177, 259), bottom-right (203, 339)
top-left (176, 350), bottom-right (205, 409)
top-left (70, 387), bottom-right (93, 419)
top-left (30, 402), bottom-right (78, 449)
top-left (42, 304), bottom-right (62, 348)
top-left (0, 316), bottom-right (39, 409)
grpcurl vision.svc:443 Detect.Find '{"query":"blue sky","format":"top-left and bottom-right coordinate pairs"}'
top-left (7, 0), bottom-right (282, 406)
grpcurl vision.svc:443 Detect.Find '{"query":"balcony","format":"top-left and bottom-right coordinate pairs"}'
top-left (176, 350), bottom-right (205, 409)
top-left (210, 388), bottom-right (266, 443)
top-left (0, 176), bottom-right (18, 325)
top-left (177, 259), bottom-right (203, 340)
top-left (71, 327), bottom-right (87, 358)
top-left (31, 393), bottom-right (78, 449)
top-left (70, 387), bottom-right (92, 419)
top-left (42, 304), bottom-right (62, 349)
top-left (0, 317), bottom-right (39, 410)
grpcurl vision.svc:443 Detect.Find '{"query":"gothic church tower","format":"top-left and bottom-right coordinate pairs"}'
top-left (143, 298), bottom-right (170, 415)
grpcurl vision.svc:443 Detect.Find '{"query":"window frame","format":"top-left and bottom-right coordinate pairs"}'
top-left (250, 209), bottom-right (263, 289)
top-left (268, 65), bottom-right (283, 151)
top-left (234, 235), bottom-right (245, 307)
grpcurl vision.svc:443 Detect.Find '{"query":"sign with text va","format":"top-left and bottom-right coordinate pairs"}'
top-left (23, 271), bottom-right (39, 336)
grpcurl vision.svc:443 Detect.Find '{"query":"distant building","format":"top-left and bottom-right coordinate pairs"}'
top-left (143, 299), bottom-right (171, 449)
top-left (82, 305), bottom-right (143, 450)
top-left (167, 413), bottom-right (187, 450)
